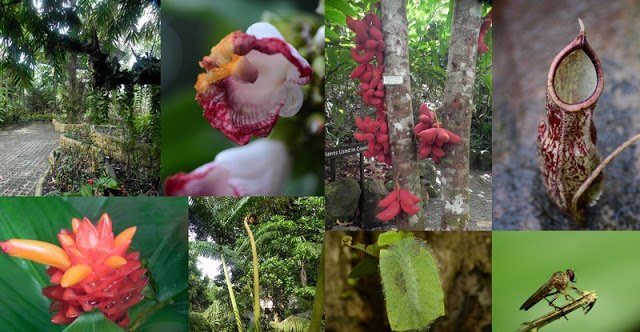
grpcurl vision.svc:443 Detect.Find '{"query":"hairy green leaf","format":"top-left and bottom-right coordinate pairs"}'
top-left (379, 238), bottom-right (444, 331)
top-left (377, 231), bottom-right (413, 247)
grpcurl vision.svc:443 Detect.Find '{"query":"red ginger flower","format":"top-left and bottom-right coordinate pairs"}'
top-left (0, 213), bottom-right (147, 327)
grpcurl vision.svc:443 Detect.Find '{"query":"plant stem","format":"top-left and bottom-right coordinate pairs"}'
top-left (309, 245), bottom-right (325, 332)
top-left (519, 291), bottom-right (597, 332)
top-left (571, 133), bottom-right (640, 225)
top-left (221, 250), bottom-right (245, 332)
top-left (129, 298), bottom-right (172, 331)
top-left (243, 215), bottom-right (261, 332)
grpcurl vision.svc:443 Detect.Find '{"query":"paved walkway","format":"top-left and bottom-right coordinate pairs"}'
top-left (0, 122), bottom-right (60, 196)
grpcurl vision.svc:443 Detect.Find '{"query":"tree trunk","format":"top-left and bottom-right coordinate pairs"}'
top-left (220, 250), bottom-right (245, 332)
top-left (440, 0), bottom-right (483, 230)
top-left (67, 51), bottom-right (80, 122)
top-left (309, 246), bottom-right (325, 332)
top-left (243, 216), bottom-right (262, 332)
top-left (324, 232), bottom-right (387, 332)
top-left (381, 0), bottom-right (424, 230)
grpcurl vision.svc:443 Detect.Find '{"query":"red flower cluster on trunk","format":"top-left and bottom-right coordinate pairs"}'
top-left (376, 184), bottom-right (421, 221)
top-left (414, 103), bottom-right (461, 163)
top-left (477, 10), bottom-right (493, 54)
top-left (347, 12), bottom-right (392, 165)
top-left (354, 115), bottom-right (390, 164)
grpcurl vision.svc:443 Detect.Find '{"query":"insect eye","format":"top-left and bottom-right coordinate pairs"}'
top-left (567, 269), bottom-right (575, 281)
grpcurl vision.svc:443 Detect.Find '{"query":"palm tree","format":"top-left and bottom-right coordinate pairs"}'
top-left (190, 240), bottom-right (245, 332)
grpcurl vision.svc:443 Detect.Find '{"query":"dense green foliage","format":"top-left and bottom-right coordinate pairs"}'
top-left (189, 197), bottom-right (324, 332)
top-left (325, 0), bottom-right (492, 151)
top-left (0, 0), bottom-right (160, 126)
top-left (0, 1), bottom-right (161, 194)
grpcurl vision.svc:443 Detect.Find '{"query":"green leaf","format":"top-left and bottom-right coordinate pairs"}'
top-left (325, 27), bottom-right (340, 42)
top-left (148, 217), bottom-right (188, 301)
top-left (377, 231), bottom-right (414, 247)
top-left (136, 290), bottom-right (189, 332)
top-left (379, 238), bottom-right (444, 331)
top-left (63, 311), bottom-right (122, 332)
top-left (325, 7), bottom-right (346, 25)
top-left (0, 198), bottom-right (78, 332)
top-left (326, 0), bottom-right (357, 18)
top-left (79, 185), bottom-right (93, 197)
top-left (348, 255), bottom-right (378, 279)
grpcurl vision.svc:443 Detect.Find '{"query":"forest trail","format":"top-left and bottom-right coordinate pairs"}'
top-left (0, 122), bottom-right (60, 196)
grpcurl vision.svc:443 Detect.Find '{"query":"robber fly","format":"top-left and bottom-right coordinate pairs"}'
top-left (520, 269), bottom-right (584, 311)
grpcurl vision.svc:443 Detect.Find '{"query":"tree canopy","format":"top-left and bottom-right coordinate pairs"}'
top-left (188, 197), bottom-right (324, 331)
top-left (0, 0), bottom-right (160, 89)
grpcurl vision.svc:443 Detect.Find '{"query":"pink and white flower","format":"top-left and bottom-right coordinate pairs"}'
top-left (164, 139), bottom-right (291, 196)
top-left (195, 22), bottom-right (312, 145)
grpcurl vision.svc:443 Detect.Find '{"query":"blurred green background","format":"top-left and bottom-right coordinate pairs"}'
top-left (494, 231), bottom-right (640, 332)
top-left (0, 197), bottom-right (188, 331)
top-left (161, 0), bottom-right (325, 195)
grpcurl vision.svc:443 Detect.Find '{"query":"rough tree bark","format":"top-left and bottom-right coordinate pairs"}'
top-left (66, 51), bottom-right (80, 122)
top-left (381, 0), bottom-right (424, 230)
top-left (440, 0), bottom-right (483, 230)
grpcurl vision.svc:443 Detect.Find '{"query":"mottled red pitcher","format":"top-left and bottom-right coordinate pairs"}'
top-left (537, 20), bottom-right (604, 222)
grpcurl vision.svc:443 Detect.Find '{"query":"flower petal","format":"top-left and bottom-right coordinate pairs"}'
top-left (61, 264), bottom-right (93, 288)
top-left (164, 139), bottom-right (290, 196)
top-left (95, 213), bottom-right (114, 243)
top-left (205, 139), bottom-right (290, 195)
top-left (280, 83), bottom-right (304, 117)
top-left (164, 162), bottom-right (240, 196)
top-left (196, 22), bottom-right (312, 145)
top-left (1, 239), bottom-right (71, 269)
top-left (76, 218), bottom-right (99, 249)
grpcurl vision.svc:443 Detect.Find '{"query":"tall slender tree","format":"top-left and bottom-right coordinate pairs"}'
top-left (439, 0), bottom-right (483, 229)
top-left (381, 0), bottom-right (425, 230)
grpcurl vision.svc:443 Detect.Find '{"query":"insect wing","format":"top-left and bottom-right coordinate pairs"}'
top-left (520, 277), bottom-right (555, 310)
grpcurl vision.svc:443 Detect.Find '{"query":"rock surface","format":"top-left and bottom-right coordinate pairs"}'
top-left (325, 178), bottom-right (361, 227)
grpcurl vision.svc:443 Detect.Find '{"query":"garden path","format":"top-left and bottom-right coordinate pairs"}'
top-left (0, 122), bottom-right (60, 196)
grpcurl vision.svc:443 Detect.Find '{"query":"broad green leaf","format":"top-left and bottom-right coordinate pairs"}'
top-left (326, 0), bottom-right (357, 18)
top-left (376, 231), bottom-right (414, 247)
top-left (0, 198), bottom-right (80, 332)
top-left (148, 217), bottom-right (188, 301)
top-left (325, 27), bottom-right (340, 42)
top-left (63, 311), bottom-right (122, 332)
top-left (348, 255), bottom-right (378, 279)
top-left (364, 242), bottom-right (380, 258)
top-left (325, 7), bottom-right (346, 25)
top-left (379, 238), bottom-right (444, 331)
top-left (137, 290), bottom-right (189, 332)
